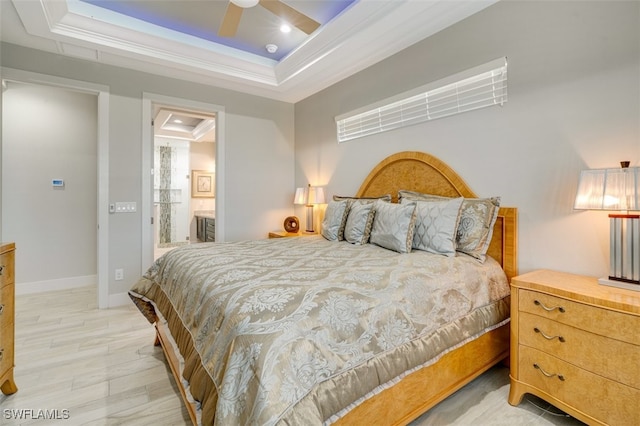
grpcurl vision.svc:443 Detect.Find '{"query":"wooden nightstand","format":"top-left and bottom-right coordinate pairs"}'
top-left (268, 231), bottom-right (317, 238)
top-left (509, 270), bottom-right (640, 425)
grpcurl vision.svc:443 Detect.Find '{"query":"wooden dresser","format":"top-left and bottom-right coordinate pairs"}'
top-left (509, 270), bottom-right (639, 425)
top-left (0, 242), bottom-right (17, 395)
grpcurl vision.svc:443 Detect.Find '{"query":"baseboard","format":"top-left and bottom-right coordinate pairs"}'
top-left (15, 275), bottom-right (97, 295)
top-left (108, 291), bottom-right (133, 307)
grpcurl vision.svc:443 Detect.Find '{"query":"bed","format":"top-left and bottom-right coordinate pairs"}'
top-left (129, 151), bottom-right (518, 425)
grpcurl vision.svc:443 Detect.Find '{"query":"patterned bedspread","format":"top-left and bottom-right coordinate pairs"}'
top-left (129, 236), bottom-right (510, 425)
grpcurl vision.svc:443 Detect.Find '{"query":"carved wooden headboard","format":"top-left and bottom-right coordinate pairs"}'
top-left (356, 151), bottom-right (518, 281)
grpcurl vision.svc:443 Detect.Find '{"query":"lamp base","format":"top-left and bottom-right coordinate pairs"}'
top-left (598, 277), bottom-right (640, 292)
top-left (305, 204), bottom-right (315, 233)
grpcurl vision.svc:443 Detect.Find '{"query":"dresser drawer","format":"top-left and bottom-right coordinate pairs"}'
top-left (0, 250), bottom-right (15, 289)
top-left (519, 289), bottom-right (640, 345)
top-left (519, 346), bottom-right (640, 425)
top-left (0, 322), bottom-right (14, 375)
top-left (0, 283), bottom-right (15, 327)
top-left (519, 312), bottom-right (640, 389)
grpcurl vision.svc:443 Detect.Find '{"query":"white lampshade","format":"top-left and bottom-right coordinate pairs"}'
top-left (293, 185), bottom-right (326, 205)
top-left (574, 165), bottom-right (639, 211)
top-left (294, 187), bottom-right (307, 205)
top-left (307, 186), bottom-right (326, 205)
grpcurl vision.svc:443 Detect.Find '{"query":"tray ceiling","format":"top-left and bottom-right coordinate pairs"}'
top-left (1, 0), bottom-right (499, 102)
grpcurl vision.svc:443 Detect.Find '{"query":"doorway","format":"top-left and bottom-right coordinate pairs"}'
top-left (141, 93), bottom-right (225, 270)
top-left (152, 107), bottom-right (216, 259)
top-left (1, 69), bottom-right (109, 308)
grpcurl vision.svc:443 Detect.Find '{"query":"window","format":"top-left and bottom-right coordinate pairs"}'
top-left (335, 57), bottom-right (507, 143)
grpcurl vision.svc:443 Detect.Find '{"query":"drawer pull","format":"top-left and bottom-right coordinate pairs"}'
top-left (0, 349), bottom-right (3, 362)
top-left (533, 363), bottom-right (565, 381)
top-left (534, 327), bottom-right (565, 342)
top-left (0, 304), bottom-right (4, 315)
top-left (534, 299), bottom-right (565, 313)
top-left (0, 265), bottom-right (4, 275)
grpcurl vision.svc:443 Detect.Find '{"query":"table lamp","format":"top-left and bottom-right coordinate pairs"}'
top-left (294, 184), bottom-right (326, 233)
top-left (574, 161), bottom-right (639, 290)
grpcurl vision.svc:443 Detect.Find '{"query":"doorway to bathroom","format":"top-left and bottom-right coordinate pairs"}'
top-left (152, 106), bottom-right (216, 260)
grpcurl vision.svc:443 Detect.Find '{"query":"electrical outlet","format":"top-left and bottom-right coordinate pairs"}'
top-left (115, 269), bottom-right (124, 281)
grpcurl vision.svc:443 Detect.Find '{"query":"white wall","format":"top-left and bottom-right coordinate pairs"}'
top-left (2, 81), bottom-right (97, 286)
top-left (1, 43), bottom-right (295, 299)
top-left (294, 0), bottom-right (640, 278)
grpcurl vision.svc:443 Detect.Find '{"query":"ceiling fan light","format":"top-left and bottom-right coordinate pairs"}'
top-left (230, 0), bottom-right (259, 8)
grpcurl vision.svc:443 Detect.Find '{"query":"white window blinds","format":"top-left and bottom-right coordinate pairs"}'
top-left (335, 57), bottom-right (507, 143)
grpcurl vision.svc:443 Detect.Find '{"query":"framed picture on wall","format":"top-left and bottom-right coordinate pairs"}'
top-left (191, 170), bottom-right (215, 198)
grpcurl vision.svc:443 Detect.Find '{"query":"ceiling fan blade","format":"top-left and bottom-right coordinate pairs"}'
top-left (219, 2), bottom-right (244, 37)
top-left (259, 0), bottom-right (320, 35)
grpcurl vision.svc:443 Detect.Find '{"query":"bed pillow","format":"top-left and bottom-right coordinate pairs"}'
top-left (399, 190), bottom-right (501, 262)
top-left (343, 201), bottom-right (376, 245)
top-left (404, 197), bottom-right (463, 256)
top-left (333, 195), bottom-right (392, 240)
top-left (398, 190), bottom-right (444, 203)
top-left (333, 194), bottom-right (392, 203)
top-left (456, 197), bottom-right (501, 261)
top-left (321, 199), bottom-right (349, 241)
top-left (369, 200), bottom-right (417, 253)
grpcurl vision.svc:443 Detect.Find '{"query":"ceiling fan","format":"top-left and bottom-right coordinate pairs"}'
top-left (219, 0), bottom-right (321, 37)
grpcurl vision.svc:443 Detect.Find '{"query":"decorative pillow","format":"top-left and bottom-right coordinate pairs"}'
top-left (333, 194), bottom-right (392, 202)
top-left (343, 202), bottom-right (376, 245)
top-left (404, 197), bottom-right (463, 256)
top-left (321, 199), bottom-right (349, 241)
top-left (399, 190), bottom-right (501, 262)
top-left (456, 197), bottom-right (501, 262)
top-left (398, 190), bottom-right (440, 203)
top-left (333, 195), bottom-right (392, 240)
top-left (369, 200), bottom-right (417, 253)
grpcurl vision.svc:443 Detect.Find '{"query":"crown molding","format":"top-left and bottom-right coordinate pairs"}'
top-left (8, 0), bottom-right (498, 103)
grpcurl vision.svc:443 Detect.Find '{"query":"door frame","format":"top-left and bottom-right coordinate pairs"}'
top-left (1, 67), bottom-right (110, 309)
top-left (141, 93), bottom-right (225, 271)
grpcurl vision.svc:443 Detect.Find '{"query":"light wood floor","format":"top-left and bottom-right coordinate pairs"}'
top-left (1, 286), bottom-right (585, 425)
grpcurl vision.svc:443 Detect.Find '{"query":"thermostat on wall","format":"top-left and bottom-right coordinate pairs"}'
top-left (52, 179), bottom-right (65, 187)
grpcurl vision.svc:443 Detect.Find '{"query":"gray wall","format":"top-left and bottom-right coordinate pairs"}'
top-left (2, 81), bottom-right (97, 284)
top-left (1, 0), bottom-right (638, 298)
top-left (294, 0), bottom-right (640, 278)
top-left (1, 43), bottom-right (295, 298)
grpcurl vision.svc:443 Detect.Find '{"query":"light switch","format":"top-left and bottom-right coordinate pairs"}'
top-left (114, 202), bottom-right (137, 213)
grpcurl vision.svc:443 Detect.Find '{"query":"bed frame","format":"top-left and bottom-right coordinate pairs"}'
top-left (355, 151), bottom-right (517, 282)
top-left (335, 151), bottom-right (517, 424)
top-left (154, 151), bottom-right (518, 425)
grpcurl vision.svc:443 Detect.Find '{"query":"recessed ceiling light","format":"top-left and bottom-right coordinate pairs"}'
top-left (173, 119), bottom-right (183, 123)
top-left (280, 24), bottom-right (291, 33)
